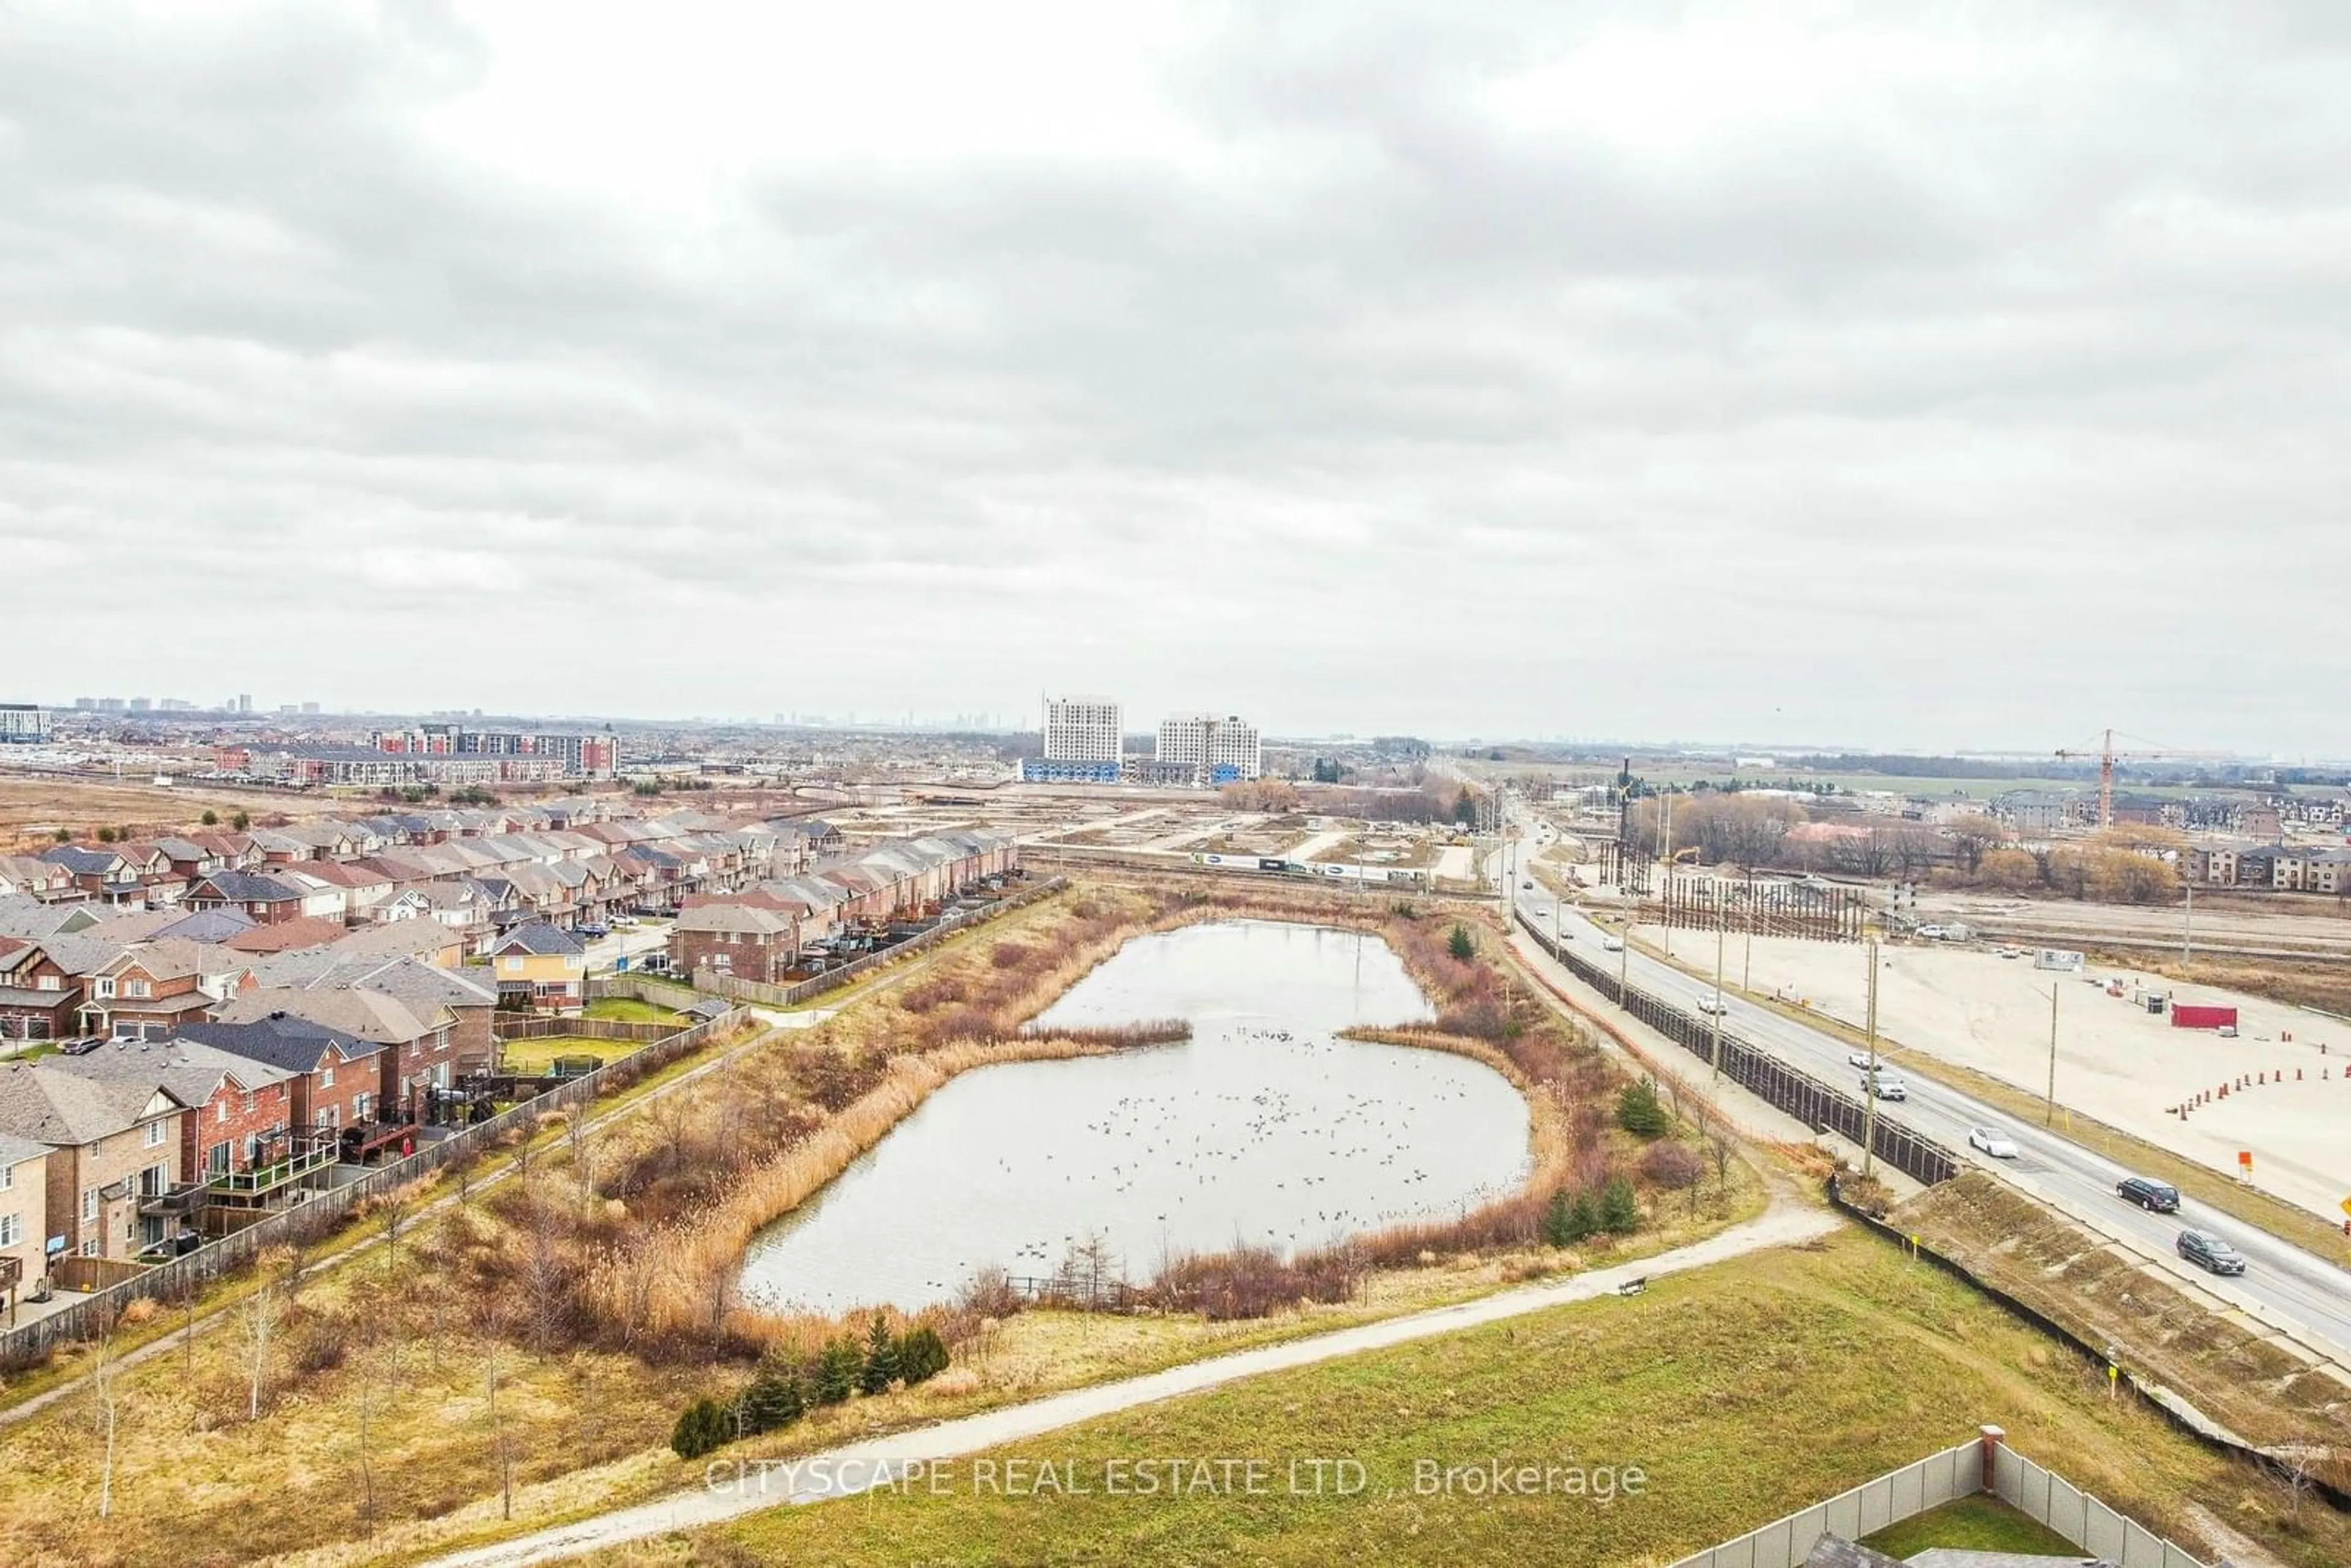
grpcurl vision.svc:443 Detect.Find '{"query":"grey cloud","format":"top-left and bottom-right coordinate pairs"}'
top-left (2, 2), bottom-right (2348, 748)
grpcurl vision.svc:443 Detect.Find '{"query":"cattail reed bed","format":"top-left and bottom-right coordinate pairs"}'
top-left (1018, 1017), bottom-right (1191, 1048)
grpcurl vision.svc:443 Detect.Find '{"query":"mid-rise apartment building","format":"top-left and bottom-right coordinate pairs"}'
top-left (1029, 695), bottom-right (1123, 783)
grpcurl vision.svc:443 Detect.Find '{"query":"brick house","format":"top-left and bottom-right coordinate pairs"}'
top-left (0, 1131), bottom-right (50, 1307)
top-left (48, 1037), bottom-right (300, 1182)
top-left (242, 951), bottom-right (501, 1076)
top-left (0, 939), bottom-right (80, 1044)
top-left (671, 902), bottom-right (799, 984)
top-left (176, 1014), bottom-right (386, 1135)
top-left (219, 986), bottom-right (455, 1127)
top-left (37, 844), bottom-right (144, 905)
top-left (0, 1060), bottom-right (190, 1261)
top-left (75, 943), bottom-right (219, 1041)
top-left (185, 870), bottom-right (309, 925)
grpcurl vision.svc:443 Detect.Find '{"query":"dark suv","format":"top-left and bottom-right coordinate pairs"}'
top-left (2176, 1229), bottom-right (2246, 1276)
top-left (2117, 1176), bottom-right (2180, 1213)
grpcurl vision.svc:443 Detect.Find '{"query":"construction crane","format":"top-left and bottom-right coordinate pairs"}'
top-left (2053, 729), bottom-right (2215, 831)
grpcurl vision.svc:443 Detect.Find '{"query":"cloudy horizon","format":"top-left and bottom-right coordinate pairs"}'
top-left (5, 2), bottom-right (2347, 754)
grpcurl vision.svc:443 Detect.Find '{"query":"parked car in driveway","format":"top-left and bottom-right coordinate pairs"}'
top-left (2117, 1176), bottom-right (2180, 1213)
top-left (2177, 1229), bottom-right (2246, 1275)
top-left (1967, 1125), bottom-right (2019, 1158)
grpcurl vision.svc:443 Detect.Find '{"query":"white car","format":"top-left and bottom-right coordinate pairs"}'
top-left (1600, 936), bottom-right (1625, 952)
top-left (1695, 996), bottom-right (1727, 1016)
top-left (1968, 1125), bottom-right (2020, 1159)
top-left (1848, 1050), bottom-right (1878, 1069)
top-left (1916, 923), bottom-right (1948, 940)
top-left (1859, 1070), bottom-right (1908, 1101)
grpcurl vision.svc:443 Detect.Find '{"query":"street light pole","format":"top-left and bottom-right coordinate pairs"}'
top-left (1862, 937), bottom-right (1881, 1179)
top-left (2045, 982), bottom-right (2060, 1127)
top-left (1711, 898), bottom-right (1727, 1081)
top-left (2183, 880), bottom-right (2194, 964)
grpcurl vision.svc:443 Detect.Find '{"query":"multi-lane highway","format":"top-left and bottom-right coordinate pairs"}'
top-left (1493, 798), bottom-right (2351, 1359)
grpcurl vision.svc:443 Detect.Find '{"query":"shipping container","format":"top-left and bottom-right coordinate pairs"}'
top-left (2171, 1003), bottom-right (2239, 1030)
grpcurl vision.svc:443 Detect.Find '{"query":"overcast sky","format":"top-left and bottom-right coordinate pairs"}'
top-left (4, 2), bottom-right (2346, 753)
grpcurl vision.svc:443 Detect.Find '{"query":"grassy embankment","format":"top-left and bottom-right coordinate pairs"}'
top-left (640, 1229), bottom-right (2347, 1568)
top-left (1895, 1171), bottom-right (2351, 1489)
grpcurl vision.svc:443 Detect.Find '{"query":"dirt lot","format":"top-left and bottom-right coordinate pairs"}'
top-left (0, 773), bottom-right (331, 852)
top-left (1921, 887), bottom-right (2351, 958)
top-left (1648, 927), bottom-right (2351, 1218)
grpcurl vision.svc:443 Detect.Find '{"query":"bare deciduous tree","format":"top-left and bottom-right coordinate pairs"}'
top-left (240, 1277), bottom-right (282, 1422)
top-left (91, 1316), bottom-right (124, 1519)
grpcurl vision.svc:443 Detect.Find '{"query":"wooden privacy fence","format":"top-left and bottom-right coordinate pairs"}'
top-left (587, 972), bottom-right (704, 1011)
top-left (1515, 910), bottom-right (1959, 1187)
top-left (492, 1016), bottom-right (676, 1044)
top-left (695, 877), bottom-right (1070, 1008)
top-left (0, 1004), bottom-right (752, 1371)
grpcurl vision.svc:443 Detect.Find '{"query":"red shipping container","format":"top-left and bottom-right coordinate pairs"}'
top-left (2172, 1004), bottom-right (2239, 1030)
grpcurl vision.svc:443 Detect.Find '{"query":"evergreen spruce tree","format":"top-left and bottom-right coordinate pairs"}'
top-left (1567, 1190), bottom-right (1600, 1242)
top-left (1600, 1174), bottom-right (1641, 1234)
top-left (1447, 923), bottom-right (1475, 962)
top-left (860, 1311), bottom-right (903, 1395)
top-left (814, 1338), bottom-right (860, 1405)
top-left (1543, 1188), bottom-right (1575, 1248)
top-left (1616, 1079), bottom-right (1669, 1138)
top-left (741, 1365), bottom-right (804, 1434)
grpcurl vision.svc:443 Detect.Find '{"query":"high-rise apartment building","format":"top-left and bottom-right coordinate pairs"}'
top-left (1043, 696), bottom-right (1122, 763)
top-left (1027, 694), bottom-right (1123, 784)
top-left (1156, 712), bottom-right (1263, 784)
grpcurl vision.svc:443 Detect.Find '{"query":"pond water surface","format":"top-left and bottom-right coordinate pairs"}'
top-left (737, 920), bottom-right (1532, 1313)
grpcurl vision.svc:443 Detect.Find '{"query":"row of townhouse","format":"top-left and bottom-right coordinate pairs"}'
top-left (2185, 842), bottom-right (2351, 893)
top-left (0, 945), bottom-right (510, 1285)
top-left (670, 831), bottom-right (1021, 985)
top-left (3, 804), bottom-right (852, 977)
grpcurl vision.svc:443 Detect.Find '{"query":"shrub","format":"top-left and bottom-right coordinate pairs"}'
top-left (1639, 1141), bottom-right (1706, 1190)
top-left (1447, 924), bottom-right (1475, 962)
top-left (859, 1311), bottom-right (902, 1395)
top-left (200, 809), bottom-right (219, 826)
top-left (670, 1397), bottom-right (729, 1460)
top-left (1599, 1174), bottom-right (1641, 1234)
top-left (896, 1325), bottom-right (950, 1386)
top-left (1616, 1079), bottom-right (1669, 1139)
top-left (989, 942), bottom-right (1031, 970)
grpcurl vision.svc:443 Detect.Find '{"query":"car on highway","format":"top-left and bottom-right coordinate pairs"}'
top-left (1695, 995), bottom-right (1727, 1015)
top-left (1600, 935), bottom-right (1624, 951)
top-left (1847, 1049), bottom-right (1878, 1068)
top-left (2177, 1229), bottom-right (2246, 1276)
top-left (1521, 880), bottom-right (1534, 889)
top-left (1858, 1069), bottom-right (1908, 1101)
top-left (1967, 1125), bottom-right (2020, 1159)
top-left (2117, 1176), bottom-right (2180, 1213)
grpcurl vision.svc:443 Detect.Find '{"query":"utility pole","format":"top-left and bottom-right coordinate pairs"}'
top-left (2045, 982), bottom-right (2060, 1127)
top-left (2182, 880), bottom-right (2194, 964)
top-left (1618, 917), bottom-right (1630, 999)
top-left (1742, 926), bottom-right (1753, 994)
top-left (1861, 937), bottom-right (1881, 1179)
top-left (1710, 897), bottom-right (1727, 1081)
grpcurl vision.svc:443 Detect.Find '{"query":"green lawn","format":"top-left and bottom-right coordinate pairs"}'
top-left (583, 997), bottom-right (685, 1024)
top-left (1862, 1495), bottom-right (2083, 1559)
top-left (692, 1232), bottom-right (2331, 1568)
top-left (499, 1035), bottom-right (634, 1075)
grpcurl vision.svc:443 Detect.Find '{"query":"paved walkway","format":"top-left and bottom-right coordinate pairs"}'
top-left (425, 1202), bottom-right (1842, 1568)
